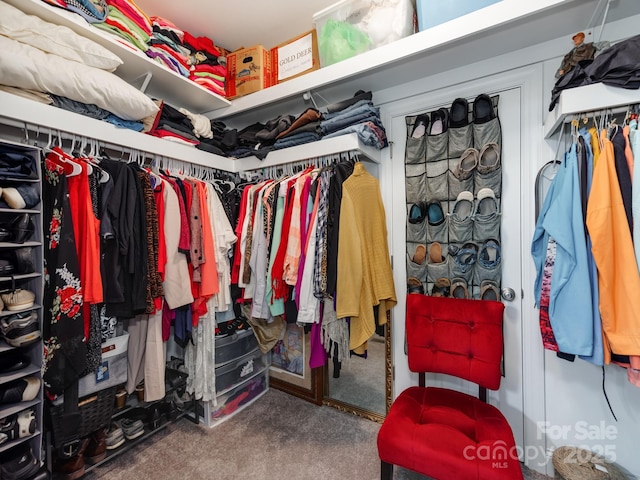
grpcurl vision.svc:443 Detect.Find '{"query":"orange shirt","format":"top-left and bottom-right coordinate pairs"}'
top-left (586, 130), bottom-right (640, 362)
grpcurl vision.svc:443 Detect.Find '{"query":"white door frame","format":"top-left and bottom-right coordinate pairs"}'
top-left (376, 63), bottom-right (546, 472)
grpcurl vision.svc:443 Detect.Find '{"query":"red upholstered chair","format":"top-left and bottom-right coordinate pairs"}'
top-left (377, 294), bottom-right (523, 480)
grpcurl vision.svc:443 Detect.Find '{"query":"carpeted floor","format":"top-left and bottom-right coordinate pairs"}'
top-left (84, 389), bottom-right (552, 480)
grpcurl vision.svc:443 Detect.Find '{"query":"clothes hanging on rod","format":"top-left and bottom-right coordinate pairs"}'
top-left (533, 108), bottom-right (640, 386)
top-left (231, 156), bottom-right (395, 373)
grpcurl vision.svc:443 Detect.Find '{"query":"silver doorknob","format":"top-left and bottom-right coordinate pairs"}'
top-left (501, 288), bottom-right (516, 302)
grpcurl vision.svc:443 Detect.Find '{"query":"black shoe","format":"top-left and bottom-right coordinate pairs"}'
top-left (10, 214), bottom-right (35, 244)
top-left (0, 376), bottom-right (40, 405)
top-left (410, 114), bottom-right (430, 138)
top-left (13, 247), bottom-right (36, 274)
top-left (450, 98), bottom-right (469, 127)
top-left (0, 353), bottom-right (30, 374)
top-left (0, 312), bottom-right (40, 348)
top-left (0, 446), bottom-right (40, 480)
top-left (429, 108), bottom-right (449, 135)
top-left (473, 93), bottom-right (495, 124)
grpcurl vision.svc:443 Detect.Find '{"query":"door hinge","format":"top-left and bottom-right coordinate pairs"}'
top-left (392, 365), bottom-right (395, 381)
top-left (389, 141), bottom-right (394, 160)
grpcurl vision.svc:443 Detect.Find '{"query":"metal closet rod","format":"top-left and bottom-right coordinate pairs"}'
top-left (241, 150), bottom-right (360, 179)
top-left (0, 116), bottom-right (229, 178)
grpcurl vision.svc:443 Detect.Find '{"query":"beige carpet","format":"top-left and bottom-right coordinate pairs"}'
top-left (84, 389), bottom-right (552, 480)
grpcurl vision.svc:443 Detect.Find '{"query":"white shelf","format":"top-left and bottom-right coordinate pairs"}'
top-left (209, 0), bottom-right (574, 120)
top-left (5, 0), bottom-right (231, 114)
top-left (544, 83), bottom-right (640, 138)
top-left (0, 431), bottom-right (41, 454)
top-left (0, 91), bottom-right (232, 171)
top-left (0, 364), bottom-right (40, 386)
top-left (0, 399), bottom-right (40, 420)
top-left (239, 133), bottom-right (381, 170)
top-left (0, 304), bottom-right (42, 318)
top-left (0, 272), bottom-right (42, 283)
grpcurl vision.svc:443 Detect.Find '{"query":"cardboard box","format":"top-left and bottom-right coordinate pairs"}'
top-left (226, 45), bottom-right (272, 99)
top-left (270, 30), bottom-right (320, 84)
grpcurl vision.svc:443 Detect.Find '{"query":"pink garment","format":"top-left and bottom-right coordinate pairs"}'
top-left (107, 0), bottom-right (152, 33)
top-left (283, 170), bottom-right (312, 285)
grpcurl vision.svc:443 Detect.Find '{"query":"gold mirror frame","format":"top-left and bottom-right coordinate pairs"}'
top-left (322, 316), bottom-right (393, 424)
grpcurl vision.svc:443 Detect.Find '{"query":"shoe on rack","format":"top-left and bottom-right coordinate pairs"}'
top-left (0, 353), bottom-right (30, 375)
top-left (84, 429), bottom-right (107, 464)
top-left (105, 422), bottom-right (125, 450)
top-left (0, 407), bottom-right (36, 445)
top-left (120, 418), bottom-right (144, 440)
top-left (0, 289), bottom-right (36, 312)
top-left (0, 311), bottom-right (40, 348)
top-left (480, 280), bottom-right (501, 301)
top-left (430, 278), bottom-right (451, 297)
top-left (0, 376), bottom-right (40, 405)
top-left (407, 277), bottom-right (424, 295)
top-left (1, 185), bottom-right (39, 210)
top-left (429, 108), bottom-right (449, 135)
top-left (12, 248), bottom-right (36, 274)
top-left (0, 259), bottom-right (14, 275)
top-left (53, 438), bottom-right (88, 480)
top-left (1, 446), bottom-right (40, 480)
top-left (0, 214), bottom-right (35, 244)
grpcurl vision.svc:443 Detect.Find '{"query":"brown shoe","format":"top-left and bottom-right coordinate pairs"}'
top-left (53, 438), bottom-right (89, 480)
top-left (85, 429), bottom-right (107, 464)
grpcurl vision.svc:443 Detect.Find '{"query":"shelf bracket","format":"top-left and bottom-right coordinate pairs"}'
top-left (131, 72), bottom-right (153, 94)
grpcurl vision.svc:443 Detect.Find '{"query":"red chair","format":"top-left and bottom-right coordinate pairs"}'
top-left (377, 294), bottom-right (524, 480)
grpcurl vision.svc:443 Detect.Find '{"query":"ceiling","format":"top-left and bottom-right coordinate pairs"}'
top-left (134, 0), bottom-right (338, 52)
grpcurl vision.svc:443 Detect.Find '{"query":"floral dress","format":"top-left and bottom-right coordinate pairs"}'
top-left (42, 154), bottom-right (88, 397)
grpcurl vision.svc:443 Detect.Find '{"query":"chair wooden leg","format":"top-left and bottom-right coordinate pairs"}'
top-left (381, 460), bottom-right (393, 480)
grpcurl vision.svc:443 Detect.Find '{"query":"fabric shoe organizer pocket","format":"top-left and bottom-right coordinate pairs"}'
top-left (473, 190), bottom-right (501, 242)
top-left (425, 159), bottom-right (449, 202)
top-left (448, 124), bottom-right (473, 158)
top-left (426, 130), bottom-right (449, 162)
top-left (406, 204), bottom-right (427, 243)
top-left (405, 135), bottom-right (427, 164)
top-left (407, 246), bottom-right (428, 283)
top-left (427, 208), bottom-right (448, 244)
top-left (448, 152), bottom-right (476, 200)
top-left (473, 239), bottom-right (502, 284)
top-left (472, 116), bottom-right (501, 148)
top-left (448, 242), bottom-right (478, 283)
top-left (474, 143), bottom-right (502, 196)
top-left (426, 250), bottom-right (449, 283)
top-left (405, 163), bottom-right (427, 204)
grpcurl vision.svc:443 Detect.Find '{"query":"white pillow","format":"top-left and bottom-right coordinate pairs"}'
top-left (0, 0), bottom-right (122, 71)
top-left (0, 36), bottom-right (158, 121)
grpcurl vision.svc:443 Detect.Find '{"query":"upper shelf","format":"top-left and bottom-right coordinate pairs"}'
top-left (544, 83), bottom-right (640, 138)
top-left (209, 0), bottom-right (574, 120)
top-left (5, 0), bottom-right (231, 114)
top-left (0, 92), bottom-right (381, 172)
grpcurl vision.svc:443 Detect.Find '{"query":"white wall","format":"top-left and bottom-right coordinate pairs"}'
top-left (373, 12), bottom-right (640, 479)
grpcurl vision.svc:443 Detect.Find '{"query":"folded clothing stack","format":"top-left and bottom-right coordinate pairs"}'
top-left (41, 0), bottom-right (108, 23)
top-left (93, 0), bottom-right (152, 52)
top-left (183, 32), bottom-right (227, 97)
top-left (148, 102), bottom-right (199, 146)
top-left (146, 17), bottom-right (190, 78)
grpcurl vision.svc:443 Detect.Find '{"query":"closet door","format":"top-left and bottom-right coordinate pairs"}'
top-left (388, 86), bottom-right (525, 450)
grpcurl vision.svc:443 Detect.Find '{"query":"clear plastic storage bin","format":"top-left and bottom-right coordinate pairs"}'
top-left (313, 0), bottom-right (415, 67)
top-left (214, 329), bottom-right (259, 367)
top-left (215, 349), bottom-right (269, 395)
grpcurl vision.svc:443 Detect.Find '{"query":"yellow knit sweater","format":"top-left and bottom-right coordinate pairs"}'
top-left (336, 162), bottom-right (397, 352)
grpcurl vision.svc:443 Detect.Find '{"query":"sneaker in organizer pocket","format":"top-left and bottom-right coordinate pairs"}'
top-left (449, 242), bottom-right (478, 283)
top-left (0, 184), bottom-right (39, 210)
top-left (0, 407), bottom-right (36, 445)
top-left (474, 238), bottom-right (502, 285)
top-left (472, 93), bottom-right (501, 147)
top-left (0, 311), bottom-right (40, 348)
top-left (0, 289), bottom-right (36, 312)
top-left (448, 98), bottom-right (473, 158)
top-left (426, 242), bottom-right (449, 283)
top-left (449, 191), bottom-right (474, 244)
top-left (426, 108), bottom-right (450, 163)
top-left (472, 188), bottom-right (501, 242)
top-left (0, 376), bottom-right (40, 405)
top-left (426, 200), bottom-right (447, 243)
top-left (406, 244), bottom-right (427, 283)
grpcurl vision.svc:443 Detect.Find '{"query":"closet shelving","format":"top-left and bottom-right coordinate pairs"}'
top-left (544, 83), bottom-right (640, 138)
top-left (0, 140), bottom-right (45, 465)
top-left (0, 92), bottom-right (381, 170)
top-left (3, 0), bottom-right (231, 114)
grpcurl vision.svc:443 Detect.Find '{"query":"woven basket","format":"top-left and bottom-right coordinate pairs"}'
top-left (553, 446), bottom-right (628, 480)
top-left (47, 386), bottom-right (117, 449)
